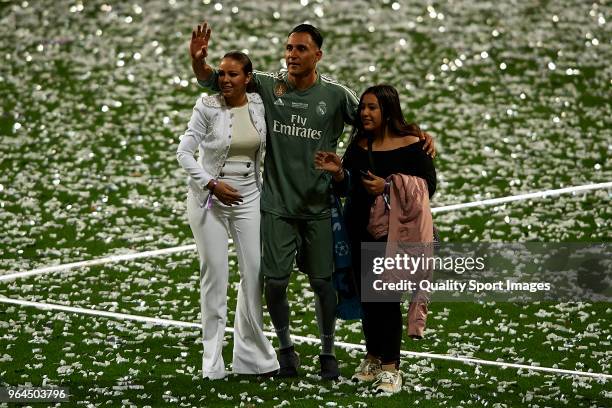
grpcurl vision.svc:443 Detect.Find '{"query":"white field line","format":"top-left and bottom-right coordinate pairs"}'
top-left (431, 181), bottom-right (612, 214)
top-left (1, 181), bottom-right (610, 283)
top-left (1, 296), bottom-right (610, 380)
top-left (0, 244), bottom-right (197, 282)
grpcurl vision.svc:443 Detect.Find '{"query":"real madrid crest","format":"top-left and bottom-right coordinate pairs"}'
top-left (317, 101), bottom-right (327, 116)
top-left (274, 81), bottom-right (287, 97)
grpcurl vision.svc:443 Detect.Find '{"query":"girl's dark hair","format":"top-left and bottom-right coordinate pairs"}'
top-left (222, 51), bottom-right (256, 92)
top-left (346, 84), bottom-right (422, 152)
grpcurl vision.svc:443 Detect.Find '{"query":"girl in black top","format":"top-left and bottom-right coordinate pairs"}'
top-left (315, 84), bottom-right (436, 394)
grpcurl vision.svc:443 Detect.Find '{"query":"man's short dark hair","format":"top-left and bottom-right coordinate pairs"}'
top-left (288, 24), bottom-right (323, 49)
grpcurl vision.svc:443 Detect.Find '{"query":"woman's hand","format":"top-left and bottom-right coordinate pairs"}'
top-left (210, 181), bottom-right (243, 206)
top-left (361, 171), bottom-right (385, 195)
top-left (314, 151), bottom-right (344, 181)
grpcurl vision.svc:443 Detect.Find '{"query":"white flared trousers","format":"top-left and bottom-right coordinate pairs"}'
top-left (187, 161), bottom-right (279, 379)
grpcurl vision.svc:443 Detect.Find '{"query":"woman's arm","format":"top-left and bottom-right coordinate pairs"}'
top-left (176, 99), bottom-right (215, 190)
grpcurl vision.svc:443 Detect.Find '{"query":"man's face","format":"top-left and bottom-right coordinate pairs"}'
top-left (285, 32), bottom-right (322, 78)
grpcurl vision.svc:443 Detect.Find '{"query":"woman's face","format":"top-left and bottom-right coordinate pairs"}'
top-left (218, 57), bottom-right (250, 101)
top-left (360, 93), bottom-right (383, 132)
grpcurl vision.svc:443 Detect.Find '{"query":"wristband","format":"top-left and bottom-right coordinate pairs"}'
top-left (206, 180), bottom-right (218, 209)
top-left (206, 179), bottom-right (219, 209)
top-left (208, 179), bottom-right (218, 192)
top-left (382, 180), bottom-right (391, 210)
top-left (384, 180), bottom-right (391, 195)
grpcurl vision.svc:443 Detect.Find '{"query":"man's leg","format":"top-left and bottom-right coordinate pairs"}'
top-left (264, 275), bottom-right (292, 349)
top-left (299, 217), bottom-right (339, 379)
top-left (308, 276), bottom-right (337, 355)
top-left (261, 212), bottom-right (300, 376)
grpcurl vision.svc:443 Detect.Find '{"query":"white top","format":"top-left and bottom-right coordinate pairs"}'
top-left (227, 104), bottom-right (260, 162)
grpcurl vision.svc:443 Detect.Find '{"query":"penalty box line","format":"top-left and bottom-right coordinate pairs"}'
top-left (0, 296), bottom-right (610, 381)
top-left (1, 181), bottom-right (610, 283)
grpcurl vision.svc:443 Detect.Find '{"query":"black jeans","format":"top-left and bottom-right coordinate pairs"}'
top-left (352, 236), bottom-right (402, 366)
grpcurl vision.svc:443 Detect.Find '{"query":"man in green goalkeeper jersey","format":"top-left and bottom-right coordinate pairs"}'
top-left (189, 22), bottom-right (434, 380)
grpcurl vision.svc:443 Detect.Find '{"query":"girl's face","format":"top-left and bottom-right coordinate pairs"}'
top-left (218, 57), bottom-right (250, 101)
top-left (360, 93), bottom-right (383, 132)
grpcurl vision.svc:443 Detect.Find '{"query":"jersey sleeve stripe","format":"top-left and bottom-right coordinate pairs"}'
top-left (253, 70), bottom-right (280, 79)
top-left (320, 74), bottom-right (358, 101)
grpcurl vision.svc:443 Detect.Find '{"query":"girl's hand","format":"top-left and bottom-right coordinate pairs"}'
top-left (361, 171), bottom-right (385, 195)
top-left (314, 151), bottom-right (344, 181)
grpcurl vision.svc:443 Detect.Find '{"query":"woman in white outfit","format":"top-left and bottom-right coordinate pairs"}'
top-left (177, 50), bottom-right (279, 379)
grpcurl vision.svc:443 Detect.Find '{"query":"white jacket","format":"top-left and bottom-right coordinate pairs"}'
top-left (177, 92), bottom-right (266, 207)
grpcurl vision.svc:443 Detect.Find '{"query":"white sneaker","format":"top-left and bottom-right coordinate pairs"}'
top-left (373, 369), bottom-right (402, 394)
top-left (351, 357), bottom-right (382, 382)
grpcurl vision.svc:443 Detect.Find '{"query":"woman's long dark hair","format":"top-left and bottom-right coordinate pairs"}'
top-left (346, 84), bottom-right (422, 152)
top-left (222, 51), bottom-right (257, 93)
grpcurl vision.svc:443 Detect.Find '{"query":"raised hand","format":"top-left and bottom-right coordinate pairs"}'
top-left (190, 21), bottom-right (212, 61)
top-left (314, 151), bottom-right (343, 179)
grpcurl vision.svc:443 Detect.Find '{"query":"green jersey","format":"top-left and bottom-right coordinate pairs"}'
top-left (199, 70), bottom-right (358, 219)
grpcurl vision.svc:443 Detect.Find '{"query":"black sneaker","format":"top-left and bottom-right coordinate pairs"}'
top-left (319, 354), bottom-right (340, 380)
top-left (277, 346), bottom-right (300, 377)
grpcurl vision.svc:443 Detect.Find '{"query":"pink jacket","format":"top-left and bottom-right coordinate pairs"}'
top-left (367, 173), bottom-right (433, 243)
top-left (367, 173), bottom-right (434, 339)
